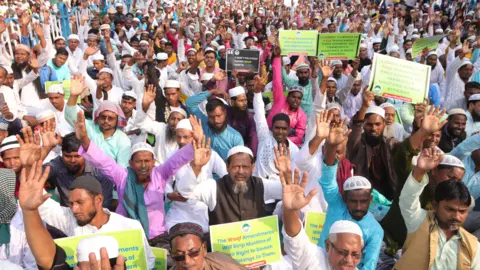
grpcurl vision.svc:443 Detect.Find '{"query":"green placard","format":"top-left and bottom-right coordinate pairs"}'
top-left (304, 212), bottom-right (327, 244)
top-left (279, 30), bottom-right (319, 56)
top-left (411, 35), bottom-right (446, 57)
top-left (151, 247), bottom-right (167, 270)
top-left (210, 216), bottom-right (282, 269)
top-left (54, 229), bottom-right (148, 269)
top-left (317, 33), bottom-right (361, 60)
top-left (369, 53), bottom-right (431, 104)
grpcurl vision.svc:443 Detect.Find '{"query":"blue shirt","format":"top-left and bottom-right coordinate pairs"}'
top-left (451, 133), bottom-right (480, 199)
top-left (186, 91), bottom-right (244, 161)
top-left (47, 59), bottom-right (71, 82)
top-left (318, 160), bottom-right (384, 270)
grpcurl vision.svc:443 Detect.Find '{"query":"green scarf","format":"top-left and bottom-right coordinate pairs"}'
top-left (122, 168), bottom-right (150, 238)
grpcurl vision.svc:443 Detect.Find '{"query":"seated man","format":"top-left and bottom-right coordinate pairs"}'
top-left (75, 110), bottom-right (204, 248)
top-left (66, 77), bottom-right (131, 167)
top-left (279, 165), bottom-right (364, 269)
top-left (318, 118), bottom-right (383, 269)
top-left (168, 222), bottom-right (244, 269)
top-left (395, 148), bottom-right (480, 269)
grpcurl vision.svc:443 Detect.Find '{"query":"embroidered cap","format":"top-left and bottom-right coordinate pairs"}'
top-left (343, 176), bottom-right (372, 191)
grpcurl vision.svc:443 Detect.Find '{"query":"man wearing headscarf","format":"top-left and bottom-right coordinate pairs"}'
top-left (65, 78), bottom-right (131, 168)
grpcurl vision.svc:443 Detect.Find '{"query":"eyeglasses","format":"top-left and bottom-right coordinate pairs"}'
top-left (172, 247), bottom-right (202, 262)
top-left (329, 241), bottom-right (362, 261)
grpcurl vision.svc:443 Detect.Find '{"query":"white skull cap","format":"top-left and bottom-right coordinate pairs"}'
top-left (343, 176), bottom-right (372, 191)
top-left (227, 146), bottom-right (253, 159)
top-left (366, 106), bottom-right (385, 119)
top-left (329, 220), bottom-right (363, 240)
top-left (439, 155), bottom-right (464, 169)
top-left (176, 118), bottom-right (192, 131)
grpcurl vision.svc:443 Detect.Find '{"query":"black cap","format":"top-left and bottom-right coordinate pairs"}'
top-left (69, 175), bottom-right (103, 194)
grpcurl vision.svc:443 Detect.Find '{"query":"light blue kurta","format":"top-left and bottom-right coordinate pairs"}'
top-left (318, 160), bottom-right (383, 270)
top-left (65, 105), bottom-right (132, 168)
top-left (185, 91), bottom-right (244, 161)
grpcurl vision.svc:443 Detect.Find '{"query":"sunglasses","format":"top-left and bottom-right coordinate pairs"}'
top-left (172, 247), bottom-right (202, 262)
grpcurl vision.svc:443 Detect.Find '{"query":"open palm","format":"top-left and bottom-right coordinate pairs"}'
top-left (17, 127), bottom-right (41, 167)
top-left (19, 161), bottom-right (51, 211)
top-left (421, 106), bottom-right (447, 133)
top-left (416, 148), bottom-right (444, 171)
top-left (315, 111), bottom-right (332, 139)
top-left (281, 169), bottom-right (317, 211)
top-left (70, 76), bottom-right (86, 96)
top-left (327, 119), bottom-right (351, 146)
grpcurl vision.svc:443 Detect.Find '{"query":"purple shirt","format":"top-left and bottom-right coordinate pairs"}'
top-left (79, 141), bottom-right (194, 239)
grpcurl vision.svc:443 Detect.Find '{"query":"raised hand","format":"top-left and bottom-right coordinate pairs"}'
top-left (195, 49), bottom-right (205, 63)
top-left (189, 115), bottom-right (204, 142)
top-left (416, 147), bottom-right (444, 172)
top-left (253, 75), bottom-right (265, 94)
top-left (326, 118), bottom-right (351, 146)
top-left (0, 18), bottom-right (6, 34)
top-left (272, 45), bottom-right (281, 58)
top-left (84, 46), bottom-right (99, 56)
top-left (315, 110), bottom-right (333, 139)
top-left (16, 127), bottom-right (42, 167)
top-left (146, 40), bottom-right (155, 59)
top-left (281, 168), bottom-right (317, 211)
top-left (142, 84), bottom-right (156, 106)
top-left (213, 71), bottom-right (226, 81)
top-left (33, 23), bottom-right (44, 37)
top-left (70, 75), bottom-right (87, 97)
top-left (192, 135), bottom-right (212, 168)
top-left (420, 105), bottom-right (447, 134)
top-left (40, 119), bottom-right (62, 149)
top-left (320, 60), bottom-right (333, 78)
top-left (19, 161), bottom-right (51, 211)
top-left (273, 144), bottom-right (291, 176)
top-left (361, 86), bottom-right (374, 107)
top-left (20, 12), bottom-right (31, 26)
top-left (74, 111), bottom-right (89, 146)
top-left (28, 56), bottom-right (39, 70)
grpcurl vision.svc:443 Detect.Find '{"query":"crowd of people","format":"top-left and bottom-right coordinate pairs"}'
top-left (0, 0), bottom-right (478, 269)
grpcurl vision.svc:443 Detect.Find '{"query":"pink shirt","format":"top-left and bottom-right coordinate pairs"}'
top-left (266, 57), bottom-right (307, 146)
top-left (79, 141), bottom-right (194, 239)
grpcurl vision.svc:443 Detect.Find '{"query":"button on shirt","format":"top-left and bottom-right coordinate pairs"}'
top-left (399, 173), bottom-right (480, 269)
top-left (79, 141), bottom-right (194, 239)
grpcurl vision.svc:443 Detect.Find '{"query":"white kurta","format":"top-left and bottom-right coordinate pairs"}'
top-left (165, 150), bottom-right (227, 232)
top-left (133, 109), bottom-right (178, 164)
top-left (37, 199), bottom-right (155, 269)
top-left (466, 111), bottom-right (480, 137)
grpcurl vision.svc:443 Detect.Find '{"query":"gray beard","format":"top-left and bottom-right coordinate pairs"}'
top-left (233, 183), bottom-right (249, 194)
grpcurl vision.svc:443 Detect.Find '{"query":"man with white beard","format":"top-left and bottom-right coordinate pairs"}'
top-left (380, 103), bottom-right (409, 141)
